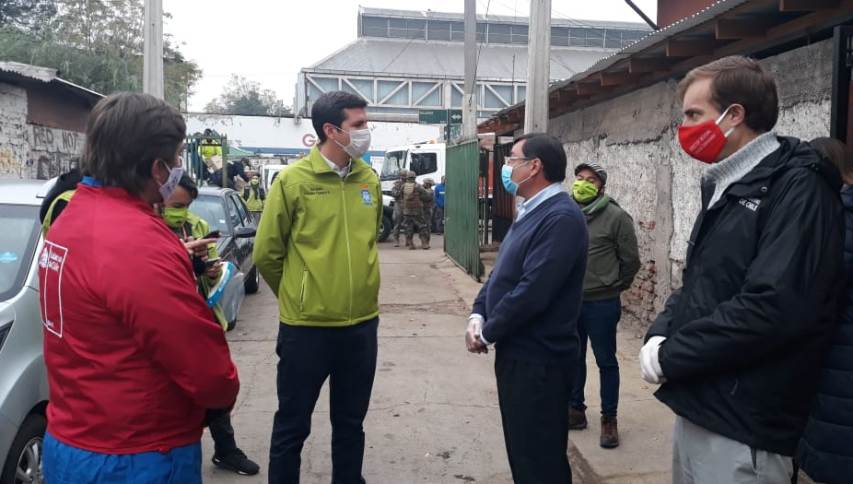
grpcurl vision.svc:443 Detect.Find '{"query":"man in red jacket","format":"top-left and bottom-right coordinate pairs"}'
top-left (38, 92), bottom-right (240, 484)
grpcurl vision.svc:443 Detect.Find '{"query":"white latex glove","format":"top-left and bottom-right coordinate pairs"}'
top-left (640, 336), bottom-right (667, 384)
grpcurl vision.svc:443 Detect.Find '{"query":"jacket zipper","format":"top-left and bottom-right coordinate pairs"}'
top-left (300, 267), bottom-right (307, 313)
top-left (341, 175), bottom-right (354, 321)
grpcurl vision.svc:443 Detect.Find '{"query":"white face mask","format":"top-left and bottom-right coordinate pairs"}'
top-left (157, 160), bottom-right (185, 201)
top-left (334, 126), bottom-right (371, 159)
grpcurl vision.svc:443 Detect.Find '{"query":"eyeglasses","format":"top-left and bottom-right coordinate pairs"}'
top-left (504, 156), bottom-right (532, 165)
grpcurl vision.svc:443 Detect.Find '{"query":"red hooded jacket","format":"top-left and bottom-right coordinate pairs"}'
top-left (39, 184), bottom-right (239, 454)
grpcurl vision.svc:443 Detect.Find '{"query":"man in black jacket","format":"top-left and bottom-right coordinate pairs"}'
top-left (640, 56), bottom-right (844, 483)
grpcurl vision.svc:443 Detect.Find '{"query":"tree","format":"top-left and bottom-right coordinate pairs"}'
top-left (205, 75), bottom-right (292, 116)
top-left (0, 0), bottom-right (57, 33)
top-left (0, 0), bottom-right (201, 108)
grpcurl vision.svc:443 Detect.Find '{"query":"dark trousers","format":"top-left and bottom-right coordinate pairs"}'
top-left (570, 298), bottom-right (621, 417)
top-left (495, 352), bottom-right (574, 484)
top-left (433, 207), bottom-right (444, 234)
top-left (208, 409), bottom-right (238, 456)
top-left (269, 318), bottom-right (378, 484)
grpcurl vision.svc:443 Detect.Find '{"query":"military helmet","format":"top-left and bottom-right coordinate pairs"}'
top-left (423, 177), bottom-right (435, 186)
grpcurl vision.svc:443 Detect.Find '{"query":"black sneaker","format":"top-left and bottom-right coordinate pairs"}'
top-left (212, 449), bottom-right (260, 476)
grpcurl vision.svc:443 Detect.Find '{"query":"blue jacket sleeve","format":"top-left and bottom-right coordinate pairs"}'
top-left (481, 213), bottom-right (586, 343)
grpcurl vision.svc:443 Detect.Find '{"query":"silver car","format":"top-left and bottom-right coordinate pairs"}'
top-left (0, 179), bottom-right (49, 484)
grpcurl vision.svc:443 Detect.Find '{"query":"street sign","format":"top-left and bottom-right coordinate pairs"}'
top-left (419, 109), bottom-right (463, 125)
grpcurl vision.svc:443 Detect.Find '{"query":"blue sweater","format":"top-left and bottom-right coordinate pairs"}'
top-left (473, 192), bottom-right (588, 362)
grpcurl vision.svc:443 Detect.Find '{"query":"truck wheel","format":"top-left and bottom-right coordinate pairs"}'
top-left (1, 413), bottom-right (46, 484)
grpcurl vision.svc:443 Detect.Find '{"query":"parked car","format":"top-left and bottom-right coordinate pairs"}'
top-left (0, 179), bottom-right (49, 484)
top-left (191, 187), bottom-right (258, 330)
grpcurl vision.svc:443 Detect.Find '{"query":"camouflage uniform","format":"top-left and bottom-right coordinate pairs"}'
top-left (422, 178), bottom-right (435, 234)
top-left (400, 175), bottom-right (433, 250)
top-left (390, 177), bottom-right (405, 247)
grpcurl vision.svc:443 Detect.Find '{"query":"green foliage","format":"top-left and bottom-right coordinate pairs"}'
top-left (0, 0), bottom-right (200, 109)
top-left (205, 75), bottom-right (292, 116)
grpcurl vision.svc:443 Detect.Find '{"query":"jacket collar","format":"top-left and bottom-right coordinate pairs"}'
top-left (719, 136), bottom-right (843, 200)
top-left (307, 145), bottom-right (367, 178)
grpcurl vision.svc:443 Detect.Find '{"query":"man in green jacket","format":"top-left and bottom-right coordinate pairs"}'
top-left (253, 91), bottom-right (382, 484)
top-left (568, 162), bottom-right (640, 450)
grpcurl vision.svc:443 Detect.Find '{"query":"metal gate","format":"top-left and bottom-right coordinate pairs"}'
top-left (445, 139), bottom-right (484, 281)
top-left (491, 141), bottom-right (515, 242)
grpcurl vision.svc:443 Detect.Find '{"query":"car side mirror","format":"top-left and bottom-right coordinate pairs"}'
top-left (234, 227), bottom-right (256, 239)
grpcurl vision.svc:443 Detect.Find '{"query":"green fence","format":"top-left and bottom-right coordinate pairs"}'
top-left (445, 139), bottom-right (484, 281)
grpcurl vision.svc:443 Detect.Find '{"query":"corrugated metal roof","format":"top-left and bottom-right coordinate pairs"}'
top-left (358, 6), bottom-right (652, 31)
top-left (0, 60), bottom-right (103, 100)
top-left (486, 0), bottom-right (751, 120)
top-left (305, 37), bottom-right (612, 81)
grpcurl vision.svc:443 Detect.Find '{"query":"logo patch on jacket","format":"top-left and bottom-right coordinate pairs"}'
top-left (304, 185), bottom-right (330, 196)
top-left (738, 198), bottom-right (761, 212)
top-left (361, 189), bottom-right (373, 206)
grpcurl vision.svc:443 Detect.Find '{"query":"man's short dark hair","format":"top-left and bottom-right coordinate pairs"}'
top-left (515, 133), bottom-right (567, 183)
top-left (82, 93), bottom-right (186, 195)
top-left (311, 91), bottom-right (368, 143)
top-left (178, 174), bottom-right (199, 200)
top-left (677, 56), bottom-right (779, 133)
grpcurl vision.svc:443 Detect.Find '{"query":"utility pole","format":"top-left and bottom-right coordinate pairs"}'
top-left (462, 0), bottom-right (477, 140)
top-left (143, 0), bottom-right (164, 99)
top-left (525, 0), bottom-right (551, 132)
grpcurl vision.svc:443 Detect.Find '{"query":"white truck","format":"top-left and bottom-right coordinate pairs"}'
top-left (378, 142), bottom-right (446, 195)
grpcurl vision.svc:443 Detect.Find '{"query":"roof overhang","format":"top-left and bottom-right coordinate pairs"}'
top-left (479, 0), bottom-right (853, 134)
top-left (0, 61), bottom-right (103, 105)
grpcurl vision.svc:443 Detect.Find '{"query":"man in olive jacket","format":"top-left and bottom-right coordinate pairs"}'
top-left (569, 162), bottom-right (640, 449)
top-left (253, 91), bottom-right (382, 484)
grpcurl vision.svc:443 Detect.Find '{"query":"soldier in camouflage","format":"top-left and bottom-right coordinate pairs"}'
top-left (399, 171), bottom-right (433, 250)
top-left (390, 172), bottom-right (406, 247)
top-left (422, 178), bottom-right (436, 234)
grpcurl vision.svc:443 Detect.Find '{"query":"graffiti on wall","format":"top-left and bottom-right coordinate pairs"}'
top-left (0, 147), bottom-right (19, 177)
top-left (26, 125), bottom-right (84, 179)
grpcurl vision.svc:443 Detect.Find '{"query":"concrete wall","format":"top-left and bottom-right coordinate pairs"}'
top-left (0, 83), bottom-right (29, 178)
top-left (0, 81), bottom-right (87, 179)
top-left (548, 39), bottom-right (834, 326)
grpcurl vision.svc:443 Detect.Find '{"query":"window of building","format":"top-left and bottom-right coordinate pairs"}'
top-left (362, 16), bottom-right (388, 37)
top-left (406, 19), bottom-right (426, 39)
top-left (510, 25), bottom-right (528, 44)
top-left (569, 28), bottom-right (587, 47)
top-left (488, 23), bottom-right (511, 44)
top-left (428, 20), bottom-right (451, 41)
top-left (586, 29), bottom-right (604, 47)
top-left (551, 27), bottom-right (570, 47)
top-left (604, 30), bottom-right (622, 48)
top-left (450, 22), bottom-right (465, 41)
top-left (411, 152), bottom-right (438, 176)
top-left (389, 18), bottom-right (407, 38)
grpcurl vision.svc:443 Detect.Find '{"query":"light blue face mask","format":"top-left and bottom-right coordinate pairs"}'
top-left (501, 161), bottom-right (531, 195)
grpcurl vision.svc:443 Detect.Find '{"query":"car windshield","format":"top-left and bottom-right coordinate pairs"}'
top-left (381, 150), bottom-right (407, 180)
top-left (190, 195), bottom-right (230, 235)
top-left (0, 204), bottom-right (40, 301)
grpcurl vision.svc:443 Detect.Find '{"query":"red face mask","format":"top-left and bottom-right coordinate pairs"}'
top-left (678, 106), bottom-right (735, 164)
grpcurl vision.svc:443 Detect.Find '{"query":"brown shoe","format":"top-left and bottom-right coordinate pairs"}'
top-left (569, 408), bottom-right (587, 430)
top-left (600, 416), bottom-right (619, 449)
top-left (422, 244), bottom-right (430, 250)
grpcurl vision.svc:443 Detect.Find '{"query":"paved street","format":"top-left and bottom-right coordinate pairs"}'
top-left (203, 238), bottom-right (679, 484)
top-left (204, 238), bottom-right (518, 484)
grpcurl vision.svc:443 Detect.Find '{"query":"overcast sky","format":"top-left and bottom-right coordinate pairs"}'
top-left (163, 0), bottom-right (658, 112)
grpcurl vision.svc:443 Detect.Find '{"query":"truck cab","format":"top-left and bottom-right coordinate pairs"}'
top-left (379, 143), bottom-right (445, 195)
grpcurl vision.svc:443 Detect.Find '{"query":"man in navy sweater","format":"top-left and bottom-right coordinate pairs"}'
top-left (466, 133), bottom-right (588, 483)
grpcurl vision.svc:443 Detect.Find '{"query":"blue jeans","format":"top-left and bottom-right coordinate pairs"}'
top-left (43, 433), bottom-right (202, 484)
top-left (570, 298), bottom-right (621, 417)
